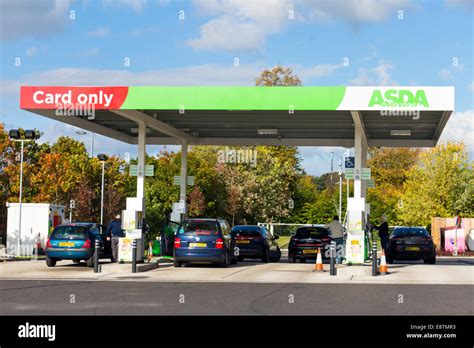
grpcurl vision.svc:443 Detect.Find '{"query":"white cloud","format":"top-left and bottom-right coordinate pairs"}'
top-left (299, 63), bottom-right (343, 80)
top-left (189, 0), bottom-right (413, 52)
top-left (439, 110), bottom-right (474, 157)
top-left (445, 0), bottom-right (474, 9)
top-left (188, 0), bottom-right (293, 52)
top-left (87, 27), bottom-right (110, 38)
top-left (0, 0), bottom-right (72, 42)
top-left (104, 0), bottom-right (148, 14)
top-left (26, 46), bottom-right (38, 57)
top-left (303, 0), bottom-right (412, 25)
top-left (349, 61), bottom-right (397, 86)
top-left (80, 48), bottom-right (100, 56)
top-left (299, 146), bottom-right (349, 176)
top-left (439, 68), bottom-right (453, 80)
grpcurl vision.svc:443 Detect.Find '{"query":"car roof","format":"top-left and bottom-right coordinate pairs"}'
top-left (185, 218), bottom-right (224, 222)
top-left (57, 222), bottom-right (95, 227)
top-left (232, 225), bottom-right (261, 230)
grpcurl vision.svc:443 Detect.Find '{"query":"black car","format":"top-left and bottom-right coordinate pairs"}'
top-left (386, 227), bottom-right (436, 264)
top-left (231, 225), bottom-right (281, 263)
top-left (288, 226), bottom-right (332, 263)
top-left (173, 218), bottom-right (238, 267)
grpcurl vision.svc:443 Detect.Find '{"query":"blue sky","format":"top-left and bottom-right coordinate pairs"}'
top-left (0, 0), bottom-right (473, 175)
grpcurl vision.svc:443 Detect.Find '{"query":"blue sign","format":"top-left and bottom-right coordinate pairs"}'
top-left (345, 157), bottom-right (355, 169)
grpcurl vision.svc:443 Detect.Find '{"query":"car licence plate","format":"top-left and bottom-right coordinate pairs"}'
top-left (189, 242), bottom-right (207, 248)
top-left (405, 246), bottom-right (420, 251)
top-left (237, 240), bottom-right (250, 244)
top-left (303, 249), bottom-right (318, 254)
top-left (58, 242), bottom-right (75, 247)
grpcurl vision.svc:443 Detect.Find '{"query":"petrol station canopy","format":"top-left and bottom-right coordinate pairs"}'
top-left (20, 86), bottom-right (454, 148)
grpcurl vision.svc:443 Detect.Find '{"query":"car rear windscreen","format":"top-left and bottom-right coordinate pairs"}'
top-left (179, 221), bottom-right (219, 235)
top-left (232, 229), bottom-right (262, 237)
top-left (51, 225), bottom-right (88, 239)
top-left (295, 227), bottom-right (329, 238)
top-left (393, 228), bottom-right (429, 237)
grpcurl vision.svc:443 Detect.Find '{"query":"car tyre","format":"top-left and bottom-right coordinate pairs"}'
top-left (46, 257), bottom-right (57, 267)
top-left (270, 247), bottom-right (281, 262)
top-left (173, 261), bottom-right (182, 267)
top-left (86, 255), bottom-right (94, 268)
top-left (424, 255), bottom-right (436, 264)
top-left (261, 246), bottom-right (270, 263)
top-left (220, 251), bottom-right (229, 268)
top-left (73, 259), bottom-right (81, 264)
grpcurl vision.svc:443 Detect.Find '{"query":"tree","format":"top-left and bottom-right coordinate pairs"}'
top-left (255, 65), bottom-right (302, 86)
top-left (367, 147), bottom-right (420, 225)
top-left (398, 142), bottom-right (473, 226)
top-left (188, 186), bottom-right (206, 217)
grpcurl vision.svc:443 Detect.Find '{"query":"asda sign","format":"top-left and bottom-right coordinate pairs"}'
top-left (368, 89), bottom-right (429, 108)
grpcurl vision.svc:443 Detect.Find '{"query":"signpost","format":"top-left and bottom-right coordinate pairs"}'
top-left (344, 157), bottom-right (355, 169)
top-left (130, 165), bottom-right (154, 177)
top-left (345, 168), bottom-right (355, 179)
top-left (173, 176), bottom-right (195, 186)
top-left (361, 168), bottom-right (371, 180)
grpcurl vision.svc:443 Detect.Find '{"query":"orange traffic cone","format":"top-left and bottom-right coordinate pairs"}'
top-left (313, 248), bottom-right (324, 272)
top-left (379, 249), bottom-right (388, 275)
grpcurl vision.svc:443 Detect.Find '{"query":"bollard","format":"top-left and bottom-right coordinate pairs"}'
top-left (94, 239), bottom-right (100, 273)
top-left (372, 241), bottom-right (378, 276)
top-left (330, 241), bottom-right (337, 276)
top-left (132, 239), bottom-right (137, 273)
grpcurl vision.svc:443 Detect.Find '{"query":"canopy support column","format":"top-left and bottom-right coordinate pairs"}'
top-left (137, 120), bottom-right (146, 217)
top-left (180, 140), bottom-right (188, 221)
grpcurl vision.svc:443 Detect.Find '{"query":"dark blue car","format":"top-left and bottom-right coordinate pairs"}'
top-left (173, 218), bottom-right (237, 267)
top-left (231, 225), bottom-right (281, 262)
top-left (45, 223), bottom-right (111, 267)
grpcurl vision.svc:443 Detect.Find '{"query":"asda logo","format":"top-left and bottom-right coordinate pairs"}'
top-left (368, 89), bottom-right (429, 108)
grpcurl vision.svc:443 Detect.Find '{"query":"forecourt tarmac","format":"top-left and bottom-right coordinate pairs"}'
top-left (1, 254), bottom-right (472, 285)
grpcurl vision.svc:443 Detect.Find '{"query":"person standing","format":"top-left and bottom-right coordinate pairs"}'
top-left (324, 215), bottom-right (344, 263)
top-left (107, 214), bottom-right (124, 263)
top-left (374, 214), bottom-right (389, 253)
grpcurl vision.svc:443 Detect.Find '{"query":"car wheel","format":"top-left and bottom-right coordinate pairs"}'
top-left (299, 258), bottom-right (306, 263)
top-left (237, 256), bottom-right (244, 262)
top-left (173, 261), bottom-right (182, 267)
top-left (220, 251), bottom-right (229, 268)
top-left (288, 256), bottom-right (296, 263)
top-left (270, 248), bottom-right (282, 262)
top-left (73, 259), bottom-right (81, 264)
top-left (424, 255), bottom-right (436, 264)
top-left (261, 247), bottom-right (270, 263)
top-left (46, 257), bottom-right (56, 267)
top-left (86, 255), bottom-right (94, 268)
top-left (230, 252), bottom-right (237, 265)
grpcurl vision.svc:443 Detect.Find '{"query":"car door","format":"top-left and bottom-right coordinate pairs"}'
top-left (220, 221), bottom-right (232, 253)
top-left (88, 224), bottom-right (104, 254)
top-left (99, 224), bottom-right (112, 255)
